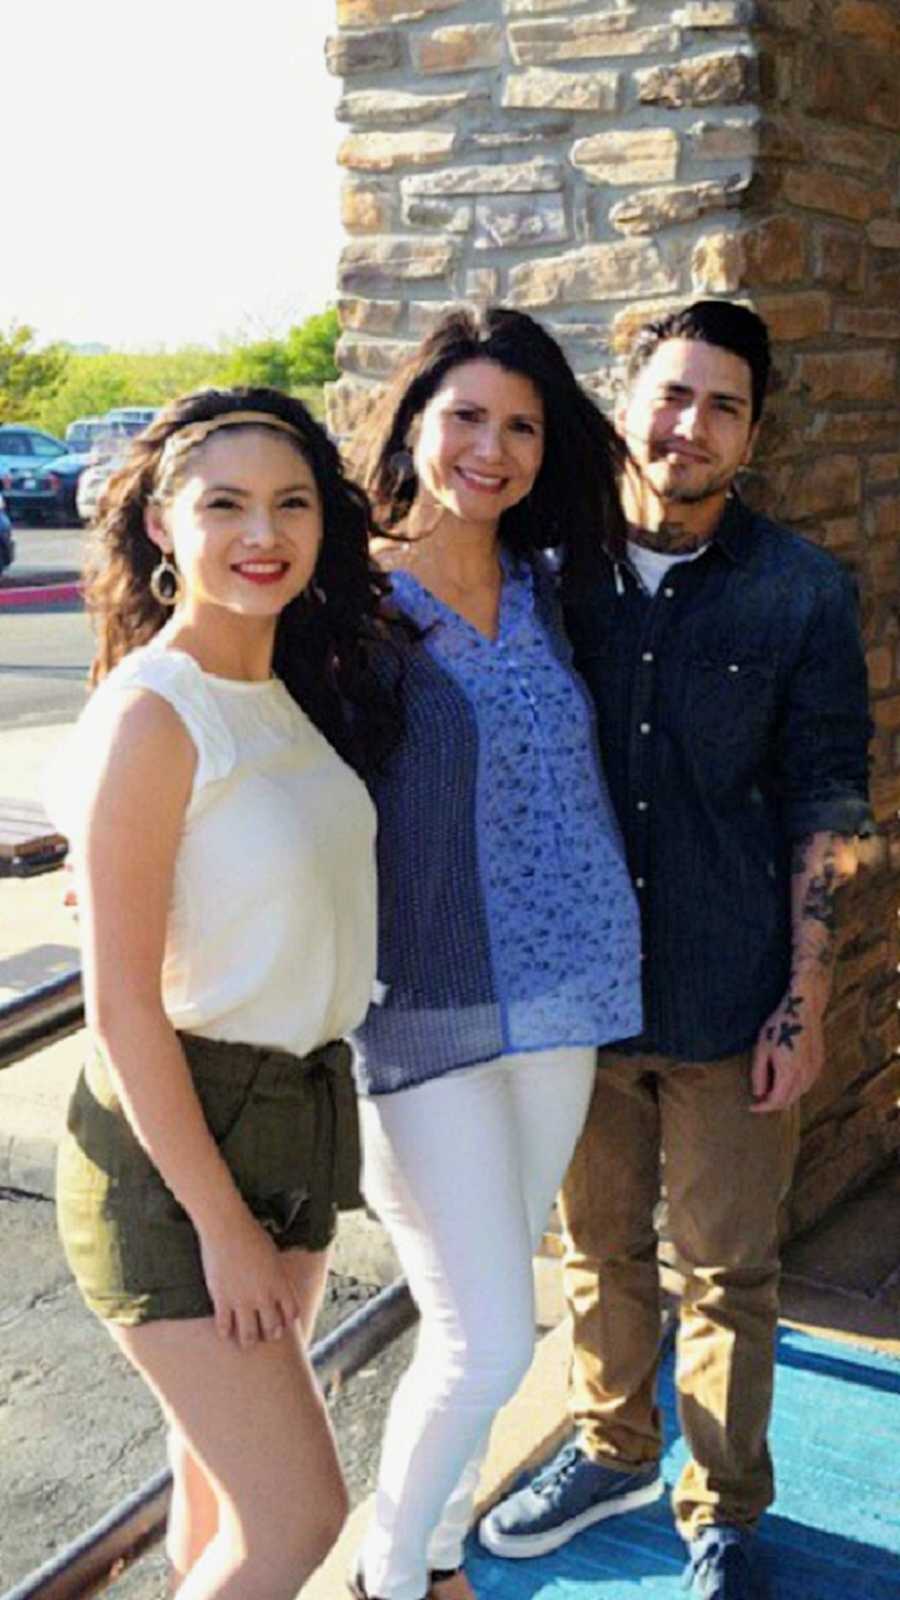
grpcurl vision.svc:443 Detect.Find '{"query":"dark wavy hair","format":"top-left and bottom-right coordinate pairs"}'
top-left (83, 385), bottom-right (405, 773)
top-left (354, 305), bottom-right (627, 589)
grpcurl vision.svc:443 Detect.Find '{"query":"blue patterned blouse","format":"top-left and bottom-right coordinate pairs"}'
top-left (353, 555), bottom-right (642, 1095)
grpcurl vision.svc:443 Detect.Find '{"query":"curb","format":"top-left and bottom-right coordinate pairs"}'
top-left (0, 579), bottom-right (81, 608)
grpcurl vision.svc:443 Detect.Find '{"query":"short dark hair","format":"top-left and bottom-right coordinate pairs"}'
top-left (355, 304), bottom-right (627, 582)
top-left (626, 300), bottom-right (771, 423)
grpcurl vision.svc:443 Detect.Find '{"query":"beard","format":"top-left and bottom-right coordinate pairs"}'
top-left (649, 458), bottom-right (735, 506)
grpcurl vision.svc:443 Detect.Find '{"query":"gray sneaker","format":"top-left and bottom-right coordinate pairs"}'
top-left (478, 1441), bottom-right (664, 1558)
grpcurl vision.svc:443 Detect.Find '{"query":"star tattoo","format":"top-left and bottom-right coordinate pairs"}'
top-left (776, 1020), bottom-right (804, 1051)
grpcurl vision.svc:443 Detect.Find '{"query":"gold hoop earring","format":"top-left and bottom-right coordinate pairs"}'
top-left (149, 553), bottom-right (181, 607)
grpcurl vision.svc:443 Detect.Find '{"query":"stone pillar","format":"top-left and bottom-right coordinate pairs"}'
top-left (325, 0), bottom-right (900, 1233)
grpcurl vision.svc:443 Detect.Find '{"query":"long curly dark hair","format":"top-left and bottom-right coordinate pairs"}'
top-left (84, 385), bottom-right (405, 773)
top-left (354, 305), bottom-right (627, 591)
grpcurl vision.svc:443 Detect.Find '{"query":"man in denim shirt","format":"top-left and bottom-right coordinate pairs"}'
top-left (480, 303), bottom-right (872, 1599)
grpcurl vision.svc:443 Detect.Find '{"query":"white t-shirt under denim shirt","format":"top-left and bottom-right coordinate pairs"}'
top-left (45, 641), bottom-right (377, 1057)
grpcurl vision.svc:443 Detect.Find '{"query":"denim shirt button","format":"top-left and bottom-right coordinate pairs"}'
top-left (663, 586), bottom-right (675, 598)
top-left (642, 651), bottom-right (654, 663)
top-left (637, 800), bottom-right (649, 811)
top-left (635, 877), bottom-right (646, 889)
top-left (640, 722), bottom-right (651, 734)
top-left (728, 662), bottom-right (740, 673)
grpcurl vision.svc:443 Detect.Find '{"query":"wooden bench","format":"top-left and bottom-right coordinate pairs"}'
top-left (0, 797), bottom-right (68, 877)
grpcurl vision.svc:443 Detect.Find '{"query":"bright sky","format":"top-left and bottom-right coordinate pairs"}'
top-left (3, 1), bottom-right (342, 351)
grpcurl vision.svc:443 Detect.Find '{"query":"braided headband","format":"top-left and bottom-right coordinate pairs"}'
top-left (157, 410), bottom-right (306, 481)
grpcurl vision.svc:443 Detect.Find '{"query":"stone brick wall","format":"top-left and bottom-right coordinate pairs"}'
top-left (325, 0), bottom-right (900, 1234)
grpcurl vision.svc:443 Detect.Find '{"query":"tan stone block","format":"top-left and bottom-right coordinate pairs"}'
top-left (408, 299), bottom-right (467, 336)
top-left (570, 128), bottom-right (679, 186)
top-left (338, 130), bottom-right (456, 173)
top-left (509, 239), bottom-right (679, 307)
top-left (691, 230), bottom-right (744, 292)
top-left (404, 159), bottom-right (563, 197)
top-left (325, 29), bottom-right (403, 77)
top-left (873, 693), bottom-right (900, 733)
top-left (509, 16), bottom-right (678, 65)
top-left (836, 307), bottom-right (900, 340)
top-left (411, 23), bottom-right (504, 74)
top-left (804, 48), bottom-right (900, 133)
top-left (610, 175), bottom-right (748, 235)
top-left (337, 335), bottom-right (418, 380)
top-left (636, 50), bottom-right (756, 107)
top-left (324, 376), bottom-right (380, 439)
top-left (465, 268), bottom-right (500, 301)
top-left (674, 1), bottom-right (753, 22)
top-left (874, 496), bottom-right (900, 538)
top-left (795, 349), bottom-right (896, 404)
top-left (610, 299), bottom-right (687, 354)
top-left (689, 115), bottom-right (760, 160)
top-left (834, 0), bottom-right (900, 54)
top-left (782, 167), bottom-right (885, 224)
top-left (809, 410), bottom-right (900, 446)
top-left (811, 125), bottom-right (895, 175)
top-left (468, 118), bottom-right (576, 152)
top-left (403, 195), bottom-right (473, 233)
top-left (819, 515), bottom-right (862, 552)
top-left (338, 236), bottom-right (459, 291)
top-left (341, 180), bottom-right (396, 234)
top-left (338, 89), bottom-right (480, 127)
top-left (474, 194), bottom-right (569, 250)
top-left (503, 0), bottom-right (586, 12)
top-left (504, 67), bottom-right (619, 112)
top-left (337, 298), bottom-right (404, 335)
top-left (754, 1), bottom-right (814, 28)
top-left (870, 452), bottom-right (900, 486)
top-left (337, 0), bottom-right (464, 23)
top-left (869, 220), bottom-right (900, 249)
top-left (776, 454), bottom-right (861, 517)
top-left (755, 291), bottom-right (831, 342)
top-left (812, 225), bottom-right (866, 294)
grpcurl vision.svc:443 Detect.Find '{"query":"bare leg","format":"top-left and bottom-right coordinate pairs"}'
top-left (112, 1246), bottom-right (343, 1600)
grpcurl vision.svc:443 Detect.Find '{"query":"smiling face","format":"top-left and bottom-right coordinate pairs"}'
top-left (411, 358), bottom-right (545, 533)
top-left (617, 337), bottom-right (757, 532)
top-left (145, 426), bottom-right (323, 627)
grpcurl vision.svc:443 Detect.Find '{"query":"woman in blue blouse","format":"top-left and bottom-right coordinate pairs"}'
top-left (350, 308), bottom-right (642, 1600)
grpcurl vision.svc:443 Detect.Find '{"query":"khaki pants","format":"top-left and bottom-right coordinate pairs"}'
top-left (559, 1050), bottom-right (799, 1538)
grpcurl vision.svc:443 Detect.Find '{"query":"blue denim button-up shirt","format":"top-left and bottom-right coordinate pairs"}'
top-left (564, 494), bottom-right (873, 1062)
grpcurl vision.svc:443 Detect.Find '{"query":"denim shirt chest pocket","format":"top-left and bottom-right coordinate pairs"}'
top-left (681, 651), bottom-right (777, 792)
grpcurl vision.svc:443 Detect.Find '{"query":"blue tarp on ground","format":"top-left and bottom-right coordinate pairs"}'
top-left (466, 1327), bottom-right (900, 1598)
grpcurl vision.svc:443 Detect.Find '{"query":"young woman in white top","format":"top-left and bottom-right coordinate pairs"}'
top-left (49, 389), bottom-right (403, 1600)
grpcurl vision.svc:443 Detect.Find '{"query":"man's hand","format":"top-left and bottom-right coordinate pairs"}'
top-left (751, 831), bottom-right (857, 1114)
top-left (750, 983), bottom-right (825, 1113)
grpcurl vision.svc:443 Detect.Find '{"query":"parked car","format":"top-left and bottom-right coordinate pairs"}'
top-left (76, 448), bottom-right (127, 524)
top-left (64, 416), bottom-right (107, 453)
top-left (4, 450), bottom-right (93, 526)
top-left (0, 426), bottom-right (69, 526)
top-left (102, 406), bottom-right (157, 434)
top-left (0, 492), bottom-right (15, 575)
top-left (0, 425), bottom-right (67, 479)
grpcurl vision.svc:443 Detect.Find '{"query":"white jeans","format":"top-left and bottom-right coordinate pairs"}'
top-left (358, 1047), bottom-right (597, 1600)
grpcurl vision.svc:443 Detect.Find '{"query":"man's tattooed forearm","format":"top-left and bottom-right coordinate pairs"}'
top-left (766, 990), bottom-right (806, 1051)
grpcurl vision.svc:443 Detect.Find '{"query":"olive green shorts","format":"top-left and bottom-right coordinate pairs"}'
top-left (56, 1033), bottom-right (361, 1325)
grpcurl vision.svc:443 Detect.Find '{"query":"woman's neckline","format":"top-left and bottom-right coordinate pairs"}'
top-left (146, 639), bottom-right (280, 691)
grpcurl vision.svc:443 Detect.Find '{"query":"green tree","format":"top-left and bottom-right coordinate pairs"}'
top-left (221, 338), bottom-right (294, 390)
top-left (286, 308), bottom-right (339, 386)
top-left (0, 324), bottom-right (68, 423)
